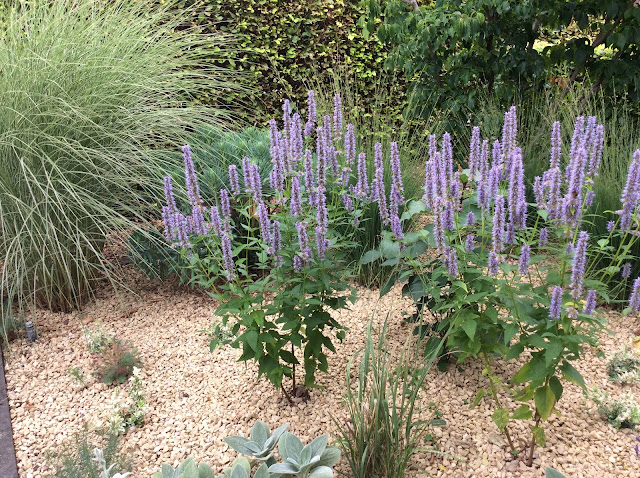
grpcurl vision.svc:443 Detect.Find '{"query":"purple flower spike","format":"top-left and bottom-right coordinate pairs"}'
top-left (257, 202), bottom-right (271, 248)
top-left (620, 150), bottom-right (640, 231)
top-left (488, 251), bottom-right (500, 276)
top-left (210, 206), bottom-right (222, 236)
top-left (163, 176), bottom-right (178, 215)
top-left (492, 195), bottom-right (506, 253)
top-left (342, 194), bottom-right (354, 212)
top-left (550, 286), bottom-right (563, 319)
top-left (466, 211), bottom-right (475, 227)
top-left (220, 189), bottom-right (231, 220)
top-left (507, 148), bottom-right (527, 230)
top-left (391, 213), bottom-right (404, 240)
top-left (585, 189), bottom-right (595, 207)
top-left (272, 220), bottom-right (282, 267)
top-left (221, 229), bottom-right (236, 282)
top-left (607, 221), bottom-right (615, 233)
top-left (355, 152), bottom-right (369, 199)
top-left (250, 163), bottom-right (262, 202)
top-left (282, 99), bottom-right (291, 143)
top-left (390, 142), bottom-right (404, 200)
top-left (570, 231), bottom-right (589, 299)
top-left (296, 221), bottom-right (313, 262)
top-left (316, 190), bottom-right (328, 234)
top-left (550, 121), bottom-right (562, 170)
top-left (293, 255), bottom-right (303, 272)
top-left (469, 126), bottom-right (481, 180)
top-left (583, 289), bottom-right (597, 315)
top-left (443, 200), bottom-right (455, 230)
top-left (373, 143), bottom-right (389, 225)
top-left (303, 149), bottom-right (315, 191)
top-left (519, 244), bottom-right (531, 275)
top-left (443, 247), bottom-right (458, 278)
top-left (538, 227), bottom-right (549, 248)
top-left (315, 226), bottom-right (329, 261)
top-left (629, 277), bottom-right (640, 313)
top-left (622, 262), bottom-right (632, 279)
top-left (304, 91), bottom-right (316, 138)
top-left (228, 165), bottom-right (240, 196)
top-left (242, 157), bottom-right (252, 193)
top-left (465, 234), bottom-right (475, 252)
top-left (344, 123), bottom-right (356, 166)
top-left (290, 176), bottom-right (302, 217)
top-left (182, 145), bottom-right (202, 207)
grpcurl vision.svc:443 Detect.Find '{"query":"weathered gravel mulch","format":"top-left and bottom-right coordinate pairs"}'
top-left (4, 267), bottom-right (640, 477)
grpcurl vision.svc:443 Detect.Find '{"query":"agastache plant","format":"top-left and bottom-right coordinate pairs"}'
top-left (159, 92), bottom-right (407, 399)
top-left (365, 106), bottom-right (640, 466)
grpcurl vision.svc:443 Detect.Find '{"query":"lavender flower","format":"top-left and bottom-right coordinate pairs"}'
top-left (550, 121), bottom-right (562, 170)
top-left (339, 166), bottom-right (351, 188)
top-left (354, 152), bottom-right (369, 199)
top-left (488, 251), bottom-right (500, 276)
top-left (296, 221), bottom-right (313, 262)
top-left (466, 211), bottom-right (475, 227)
top-left (620, 150), bottom-right (640, 231)
top-left (585, 189), bottom-right (595, 207)
top-left (316, 190), bottom-right (328, 234)
top-left (342, 194), bottom-right (354, 212)
top-left (182, 145), bottom-right (202, 207)
top-left (163, 176), bottom-right (177, 215)
top-left (465, 234), bottom-right (475, 252)
top-left (391, 213), bottom-right (404, 240)
top-left (293, 255), bottom-right (303, 272)
top-left (630, 277), bottom-right (640, 313)
top-left (622, 262), bottom-right (632, 279)
top-left (390, 142), bottom-right (404, 199)
top-left (518, 244), bottom-right (531, 275)
top-left (257, 201), bottom-right (271, 247)
top-left (549, 286), bottom-right (563, 319)
top-left (492, 195), bottom-right (506, 252)
top-left (220, 189), bottom-right (231, 220)
top-left (443, 247), bottom-right (458, 278)
top-left (507, 148), bottom-right (527, 230)
top-left (290, 176), bottom-right (302, 217)
top-left (210, 206), bottom-right (222, 236)
top-left (443, 200), bottom-right (455, 230)
top-left (175, 213), bottom-right (190, 250)
top-left (607, 221), bottom-right (616, 233)
top-left (488, 165), bottom-right (501, 199)
top-left (304, 149), bottom-right (315, 191)
top-left (250, 163), bottom-right (262, 202)
top-left (315, 226), bottom-right (328, 260)
top-left (570, 231), bottom-right (589, 299)
top-left (538, 227), bottom-right (549, 248)
top-left (344, 123), bottom-right (356, 165)
top-left (228, 165), bottom-right (240, 196)
top-left (190, 206), bottom-right (208, 236)
top-left (583, 289), bottom-right (597, 315)
top-left (304, 90), bottom-right (316, 137)
top-left (433, 199), bottom-right (446, 250)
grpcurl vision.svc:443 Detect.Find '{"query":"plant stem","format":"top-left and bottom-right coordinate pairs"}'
top-left (527, 412), bottom-right (541, 467)
top-left (292, 343), bottom-right (296, 391)
top-left (281, 383), bottom-right (293, 405)
top-left (483, 353), bottom-right (516, 453)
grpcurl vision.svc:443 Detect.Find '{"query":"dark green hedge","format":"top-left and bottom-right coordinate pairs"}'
top-left (174, 0), bottom-right (403, 123)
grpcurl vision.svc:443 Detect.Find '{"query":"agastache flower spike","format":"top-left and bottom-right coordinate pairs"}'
top-left (373, 142), bottom-right (390, 225)
top-left (316, 190), bottom-right (328, 234)
top-left (390, 142), bottom-right (404, 200)
top-left (492, 195), bottom-right (506, 252)
top-left (518, 244), bottom-right (531, 275)
top-left (443, 200), bottom-right (455, 230)
top-left (620, 150), bottom-right (640, 231)
top-left (228, 165), bottom-right (240, 196)
top-left (163, 176), bottom-right (178, 216)
top-left (333, 93), bottom-right (343, 140)
top-left (257, 202), bottom-right (271, 248)
top-left (303, 149), bottom-right (315, 191)
top-left (629, 277), bottom-right (640, 313)
top-left (507, 148), bottom-right (527, 230)
top-left (250, 163), bottom-right (262, 202)
top-left (210, 206), bottom-right (222, 236)
top-left (296, 221), bottom-right (312, 262)
top-left (289, 113), bottom-right (303, 169)
top-left (282, 99), bottom-right (291, 145)
top-left (220, 228), bottom-right (235, 281)
top-left (607, 221), bottom-right (615, 233)
top-left (492, 140), bottom-right (503, 179)
top-left (583, 289), bottom-right (597, 315)
top-left (304, 90), bottom-right (316, 138)
top-left (344, 123), bottom-right (356, 166)
top-left (477, 140), bottom-right (490, 210)
top-left (538, 227), bottom-right (548, 248)
top-left (293, 255), bottom-right (303, 272)
top-left (242, 157), bottom-right (252, 194)
top-left (465, 234), bottom-right (475, 252)
top-left (272, 220), bottom-right (283, 267)
top-left (570, 231), bottom-right (589, 299)
top-left (355, 152), bottom-right (369, 199)
top-left (469, 126), bottom-right (481, 180)
top-left (488, 251), bottom-right (499, 276)
top-left (182, 145), bottom-right (202, 207)
top-left (549, 286), bottom-right (563, 319)
top-left (315, 226), bottom-right (328, 260)
top-left (443, 246), bottom-right (458, 278)
top-left (391, 214), bottom-right (404, 240)
top-left (466, 211), bottom-right (475, 227)
top-left (622, 262), bottom-right (632, 279)
top-left (550, 121), bottom-right (562, 170)
top-left (290, 176), bottom-right (302, 217)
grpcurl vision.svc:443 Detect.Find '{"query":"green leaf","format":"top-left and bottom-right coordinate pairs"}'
top-left (511, 404), bottom-right (533, 420)
top-left (537, 209), bottom-right (549, 220)
top-left (461, 319), bottom-right (477, 340)
top-left (471, 389), bottom-right (485, 408)
top-left (531, 426), bottom-right (546, 447)
top-left (549, 376), bottom-right (563, 401)
top-left (491, 408), bottom-right (510, 432)
top-left (560, 362), bottom-right (586, 391)
top-left (359, 249), bottom-right (382, 265)
top-left (545, 467), bottom-right (567, 478)
top-left (534, 385), bottom-right (555, 421)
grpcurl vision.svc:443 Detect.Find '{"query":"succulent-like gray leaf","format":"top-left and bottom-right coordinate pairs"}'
top-left (268, 462), bottom-right (301, 475)
top-left (278, 432), bottom-right (303, 462)
top-left (253, 464), bottom-right (270, 478)
top-left (299, 444), bottom-right (313, 466)
top-left (177, 458), bottom-right (195, 474)
top-left (228, 463), bottom-right (249, 478)
top-left (317, 447), bottom-right (341, 468)
top-left (197, 463), bottom-right (215, 478)
top-left (250, 421), bottom-right (271, 448)
top-left (224, 437), bottom-right (260, 456)
top-left (263, 423), bottom-right (289, 451)
top-left (308, 466), bottom-right (334, 478)
top-left (308, 434), bottom-right (328, 458)
top-left (182, 459), bottom-right (198, 478)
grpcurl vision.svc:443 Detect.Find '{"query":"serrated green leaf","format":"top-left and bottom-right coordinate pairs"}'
top-left (534, 385), bottom-right (555, 421)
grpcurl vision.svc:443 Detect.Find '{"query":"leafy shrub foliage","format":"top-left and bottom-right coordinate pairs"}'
top-left (607, 348), bottom-right (640, 384)
top-left (368, 0), bottom-right (640, 116)
top-left (590, 388), bottom-right (640, 429)
top-left (0, 0), bottom-right (239, 324)
top-left (177, 0), bottom-right (404, 122)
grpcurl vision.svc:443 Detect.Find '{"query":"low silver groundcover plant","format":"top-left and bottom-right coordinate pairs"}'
top-left (93, 448), bottom-right (130, 478)
top-left (152, 457), bottom-right (215, 478)
top-left (224, 421), bottom-right (289, 466)
top-left (267, 432), bottom-right (339, 478)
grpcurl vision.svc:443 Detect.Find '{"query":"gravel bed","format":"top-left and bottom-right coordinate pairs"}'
top-left (4, 267), bottom-right (640, 477)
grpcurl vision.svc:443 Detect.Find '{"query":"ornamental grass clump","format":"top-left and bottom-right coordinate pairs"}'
top-left (0, 0), bottom-right (239, 326)
top-left (160, 92), bottom-right (410, 397)
top-left (366, 106), bottom-right (640, 464)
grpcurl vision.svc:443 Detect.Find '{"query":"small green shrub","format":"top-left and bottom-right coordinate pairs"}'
top-left (590, 388), bottom-right (640, 430)
top-left (48, 425), bottom-right (131, 478)
top-left (83, 324), bottom-right (114, 355)
top-left (94, 341), bottom-right (143, 385)
top-left (103, 367), bottom-right (147, 435)
top-left (607, 348), bottom-right (640, 384)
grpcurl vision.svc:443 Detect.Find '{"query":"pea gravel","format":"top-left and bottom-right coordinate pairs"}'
top-left (4, 266), bottom-right (640, 477)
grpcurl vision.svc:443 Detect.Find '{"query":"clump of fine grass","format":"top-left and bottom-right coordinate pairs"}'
top-left (0, 0), bottom-right (242, 325)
